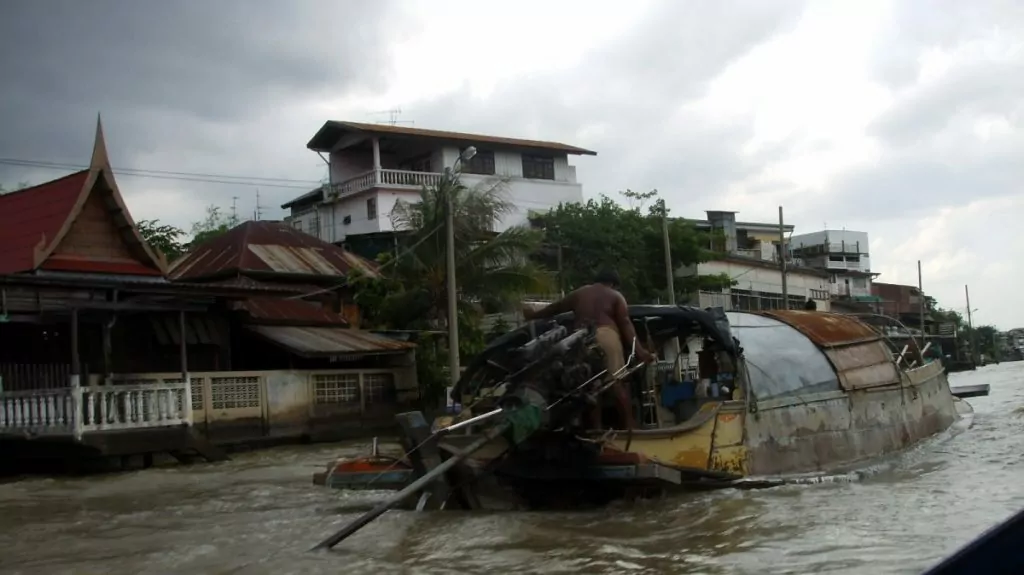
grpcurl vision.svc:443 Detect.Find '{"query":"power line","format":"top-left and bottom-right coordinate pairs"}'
top-left (0, 158), bottom-right (320, 190)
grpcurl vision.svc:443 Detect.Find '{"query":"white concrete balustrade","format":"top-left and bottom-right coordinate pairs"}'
top-left (0, 388), bottom-right (75, 435)
top-left (326, 169), bottom-right (444, 198)
top-left (79, 382), bottom-right (192, 433)
top-left (0, 368), bottom-right (417, 442)
top-left (0, 381), bottom-right (191, 438)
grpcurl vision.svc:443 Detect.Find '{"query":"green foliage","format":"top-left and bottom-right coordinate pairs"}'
top-left (137, 219), bottom-right (187, 261)
top-left (535, 189), bottom-right (726, 303)
top-left (348, 172), bottom-right (551, 360)
top-left (190, 204), bottom-right (240, 247)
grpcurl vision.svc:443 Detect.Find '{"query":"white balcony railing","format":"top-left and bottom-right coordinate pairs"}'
top-left (0, 380), bottom-right (191, 438)
top-left (325, 169), bottom-right (445, 199)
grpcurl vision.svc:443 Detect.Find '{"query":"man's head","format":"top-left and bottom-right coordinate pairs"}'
top-left (594, 269), bottom-right (621, 288)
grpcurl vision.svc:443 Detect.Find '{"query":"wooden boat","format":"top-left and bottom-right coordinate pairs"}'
top-left (313, 306), bottom-right (968, 512)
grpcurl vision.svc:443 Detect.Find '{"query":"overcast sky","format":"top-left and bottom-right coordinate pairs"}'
top-left (1, 0), bottom-right (1021, 328)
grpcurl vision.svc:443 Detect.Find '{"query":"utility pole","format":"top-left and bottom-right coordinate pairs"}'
top-left (965, 284), bottom-right (977, 366)
top-left (918, 260), bottom-right (926, 356)
top-left (661, 201), bottom-right (676, 305)
top-left (443, 147), bottom-right (476, 389)
top-left (556, 243), bottom-right (564, 297)
top-left (778, 206), bottom-right (788, 309)
top-left (445, 168), bottom-right (460, 388)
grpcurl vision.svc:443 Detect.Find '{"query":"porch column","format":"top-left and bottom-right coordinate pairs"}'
top-left (70, 308), bottom-right (83, 439)
top-left (371, 136), bottom-right (381, 185)
top-left (180, 310), bottom-right (193, 426)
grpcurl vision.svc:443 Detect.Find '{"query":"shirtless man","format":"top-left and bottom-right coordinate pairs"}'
top-left (523, 270), bottom-right (655, 429)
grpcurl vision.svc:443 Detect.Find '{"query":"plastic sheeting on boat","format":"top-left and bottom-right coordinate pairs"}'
top-left (725, 312), bottom-right (839, 400)
top-left (762, 311), bottom-right (901, 391)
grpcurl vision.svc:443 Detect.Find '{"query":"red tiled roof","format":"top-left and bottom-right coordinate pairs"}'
top-left (0, 119), bottom-right (168, 278)
top-left (0, 171), bottom-right (90, 275)
top-left (170, 220), bottom-right (380, 281)
top-left (237, 297), bottom-right (350, 326)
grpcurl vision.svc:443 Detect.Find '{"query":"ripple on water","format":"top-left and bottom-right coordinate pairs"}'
top-left (2, 365), bottom-right (1024, 574)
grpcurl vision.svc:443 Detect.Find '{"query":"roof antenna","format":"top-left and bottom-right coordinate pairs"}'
top-left (255, 188), bottom-right (263, 221)
top-left (231, 196), bottom-right (239, 220)
top-left (369, 108), bottom-right (414, 127)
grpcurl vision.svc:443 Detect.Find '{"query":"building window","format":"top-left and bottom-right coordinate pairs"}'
top-left (462, 149), bottom-right (495, 175)
top-left (305, 218), bottom-right (317, 237)
top-left (366, 197), bottom-right (377, 220)
top-left (291, 219), bottom-right (302, 230)
top-left (400, 154), bottom-right (432, 173)
top-left (522, 154), bottom-right (555, 180)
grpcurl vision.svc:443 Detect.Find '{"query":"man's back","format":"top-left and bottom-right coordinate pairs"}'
top-left (569, 283), bottom-right (624, 330)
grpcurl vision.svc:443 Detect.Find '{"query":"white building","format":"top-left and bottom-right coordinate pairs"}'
top-left (788, 229), bottom-right (877, 299)
top-left (282, 121), bottom-right (595, 243)
top-left (681, 211), bottom-right (832, 311)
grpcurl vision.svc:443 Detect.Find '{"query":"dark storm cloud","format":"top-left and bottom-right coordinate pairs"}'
top-left (0, 0), bottom-right (404, 223)
top-left (398, 0), bottom-right (808, 214)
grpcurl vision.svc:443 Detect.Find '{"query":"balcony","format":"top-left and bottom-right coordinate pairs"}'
top-left (825, 259), bottom-right (867, 271)
top-left (325, 169), bottom-right (444, 199)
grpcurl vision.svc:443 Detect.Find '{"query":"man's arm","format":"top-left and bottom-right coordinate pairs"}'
top-left (612, 293), bottom-right (654, 362)
top-left (524, 290), bottom-right (578, 320)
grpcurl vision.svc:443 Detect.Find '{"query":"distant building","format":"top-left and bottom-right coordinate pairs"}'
top-left (789, 229), bottom-right (879, 302)
top-left (871, 282), bottom-right (930, 330)
top-left (281, 121), bottom-right (596, 247)
top-left (680, 211), bottom-right (832, 312)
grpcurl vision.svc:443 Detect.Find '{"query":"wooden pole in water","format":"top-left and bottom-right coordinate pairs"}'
top-left (310, 422), bottom-right (509, 552)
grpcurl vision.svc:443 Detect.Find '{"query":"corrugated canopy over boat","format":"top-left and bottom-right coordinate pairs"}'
top-left (169, 220), bottom-right (380, 282)
top-left (246, 325), bottom-right (416, 358)
top-left (729, 311), bottom-right (901, 398)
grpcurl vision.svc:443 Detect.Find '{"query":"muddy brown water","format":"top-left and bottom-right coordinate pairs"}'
top-left (1, 363), bottom-right (1023, 575)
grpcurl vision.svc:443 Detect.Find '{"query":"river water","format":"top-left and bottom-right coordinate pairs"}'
top-left (1, 363), bottom-right (1022, 575)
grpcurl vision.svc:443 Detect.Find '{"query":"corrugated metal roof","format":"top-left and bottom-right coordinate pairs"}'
top-left (169, 220), bottom-right (381, 281)
top-left (246, 325), bottom-right (416, 357)
top-left (238, 298), bottom-right (350, 326)
top-left (306, 120), bottom-right (598, 156)
top-left (760, 310), bottom-right (880, 347)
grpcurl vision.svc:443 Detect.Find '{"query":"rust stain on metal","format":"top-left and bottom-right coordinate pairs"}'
top-left (671, 447), bottom-right (711, 470)
top-left (761, 310), bottom-right (880, 347)
top-left (171, 220), bottom-right (381, 281)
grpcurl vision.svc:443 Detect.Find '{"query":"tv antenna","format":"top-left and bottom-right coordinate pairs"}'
top-left (254, 188), bottom-right (263, 221)
top-left (231, 196), bottom-right (239, 220)
top-left (370, 108), bottom-right (414, 127)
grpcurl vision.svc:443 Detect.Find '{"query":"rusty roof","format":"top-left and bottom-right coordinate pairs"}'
top-left (759, 310), bottom-right (881, 348)
top-left (237, 298), bottom-right (350, 326)
top-left (246, 325), bottom-right (416, 358)
top-left (169, 220), bottom-right (380, 281)
top-left (307, 120), bottom-right (598, 156)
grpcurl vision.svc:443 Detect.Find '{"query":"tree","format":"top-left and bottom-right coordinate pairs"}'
top-left (137, 220), bottom-right (187, 262)
top-left (190, 204), bottom-right (240, 247)
top-left (534, 190), bottom-right (731, 303)
top-left (348, 174), bottom-right (552, 406)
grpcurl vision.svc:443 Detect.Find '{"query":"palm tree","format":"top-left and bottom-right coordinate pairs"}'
top-left (369, 172), bottom-right (553, 330)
